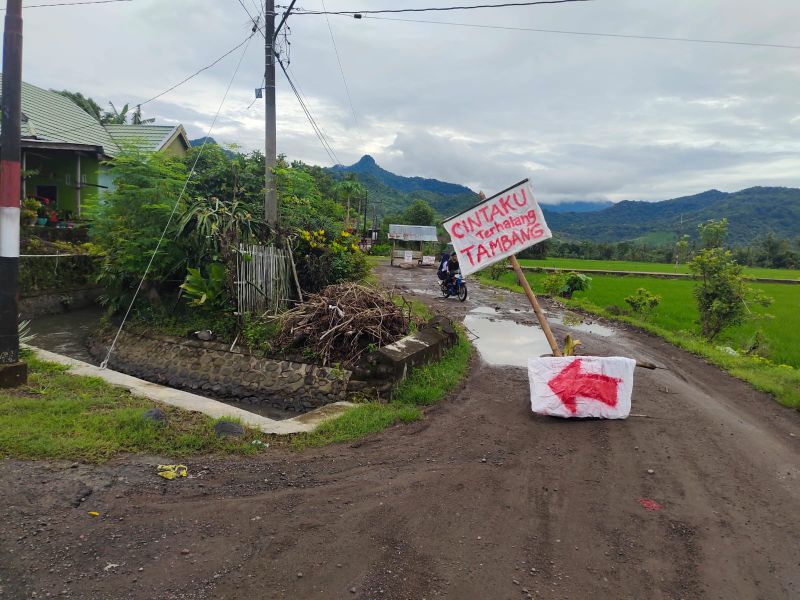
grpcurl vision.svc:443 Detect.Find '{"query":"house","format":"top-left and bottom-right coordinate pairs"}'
top-left (0, 75), bottom-right (190, 218)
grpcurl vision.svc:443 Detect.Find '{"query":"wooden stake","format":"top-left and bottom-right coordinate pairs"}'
top-left (509, 255), bottom-right (562, 357)
top-left (285, 241), bottom-right (303, 303)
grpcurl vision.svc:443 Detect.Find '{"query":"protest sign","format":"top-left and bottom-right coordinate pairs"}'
top-left (443, 179), bottom-right (551, 277)
top-left (528, 356), bottom-right (635, 419)
top-left (444, 178), bottom-right (561, 356)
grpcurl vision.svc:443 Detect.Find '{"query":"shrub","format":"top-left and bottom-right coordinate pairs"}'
top-left (370, 243), bottom-right (391, 256)
top-left (542, 272), bottom-right (566, 297)
top-left (486, 259), bottom-right (509, 281)
top-left (88, 148), bottom-right (187, 312)
top-left (294, 229), bottom-right (368, 293)
top-left (624, 287), bottom-right (661, 316)
top-left (689, 219), bottom-right (772, 341)
top-left (562, 272), bottom-right (591, 298)
top-left (180, 263), bottom-right (229, 310)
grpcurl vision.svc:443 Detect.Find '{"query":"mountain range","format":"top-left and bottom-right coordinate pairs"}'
top-left (330, 156), bottom-right (799, 245)
top-left (545, 187), bottom-right (800, 245)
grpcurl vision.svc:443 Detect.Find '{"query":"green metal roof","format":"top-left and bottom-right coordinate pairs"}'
top-left (0, 74), bottom-right (121, 156)
top-left (103, 123), bottom-right (186, 153)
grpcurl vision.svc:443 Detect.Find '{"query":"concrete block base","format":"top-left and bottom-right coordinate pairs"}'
top-left (0, 362), bottom-right (27, 388)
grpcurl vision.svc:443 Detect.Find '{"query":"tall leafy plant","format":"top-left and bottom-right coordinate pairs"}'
top-left (89, 148), bottom-right (187, 311)
top-left (689, 219), bottom-right (771, 341)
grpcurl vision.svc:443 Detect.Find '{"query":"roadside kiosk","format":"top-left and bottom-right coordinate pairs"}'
top-left (388, 224), bottom-right (439, 267)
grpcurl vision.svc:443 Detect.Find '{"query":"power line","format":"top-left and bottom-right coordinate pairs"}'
top-left (139, 33), bottom-right (257, 106)
top-left (101, 29), bottom-right (257, 369)
top-left (290, 0), bottom-right (592, 16)
top-left (39, 31), bottom-right (257, 141)
top-left (352, 15), bottom-right (800, 51)
top-left (1, 0), bottom-right (131, 9)
top-left (236, 0), bottom-right (265, 37)
top-left (320, 0), bottom-right (357, 125)
top-left (276, 56), bottom-right (340, 165)
top-left (236, 0), bottom-right (257, 23)
top-left (287, 62), bottom-right (338, 157)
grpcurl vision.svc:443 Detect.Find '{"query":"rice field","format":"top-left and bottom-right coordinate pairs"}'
top-left (517, 257), bottom-right (800, 281)
top-left (489, 270), bottom-right (800, 369)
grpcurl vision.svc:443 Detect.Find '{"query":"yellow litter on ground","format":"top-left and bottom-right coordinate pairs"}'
top-left (157, 464), bottom-right (188, 480)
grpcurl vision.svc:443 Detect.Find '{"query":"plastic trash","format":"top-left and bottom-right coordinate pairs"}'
top-left (157, 464), bottom-right (188, 480)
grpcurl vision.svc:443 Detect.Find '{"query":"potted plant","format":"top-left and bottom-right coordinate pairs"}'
top-left (36, 197), bottom-right (49, 226)
top-left (20, 198), bottom-right (39, 226)
top-left (47, 209), bottom-right (58, 226)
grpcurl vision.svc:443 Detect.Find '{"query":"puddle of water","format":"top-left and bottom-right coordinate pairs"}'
top-left (410, 287), bottom-right (439, 297)
top-left (470, 305), bottom-right (501, 315)
top-left (463, 311), bottom-right (551, 367)
top-left (551, 315), bottom-right (616, 338)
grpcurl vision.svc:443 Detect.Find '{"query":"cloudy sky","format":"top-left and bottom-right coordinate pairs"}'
top-left (14, 0), bottom-right (800, 203)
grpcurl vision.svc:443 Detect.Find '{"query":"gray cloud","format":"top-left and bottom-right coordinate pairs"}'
top-left (15, 0), bottom-right (800, 203)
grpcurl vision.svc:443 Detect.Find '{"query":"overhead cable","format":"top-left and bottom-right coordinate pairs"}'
top-left (1, 0), bottom-right (132, 9)
top-left (289, 0), bottom-right (592, 16)
top-left (353, 15), bottom-right (800, 51)
top-left (276, 56), bottom-right (341, 165)
top-left (41, 32), bottom-right (257, 141)
top-left (321, 0), bottom-right (358, 125)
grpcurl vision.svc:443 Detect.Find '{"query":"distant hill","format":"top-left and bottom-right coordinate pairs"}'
top-left (545, 187), bottom-right (800, 245)
top-left (332, 155), bottom-right (473, 196)
top-left (328, 155), bottom-right (479, 217)
top-left (189, 137), bottom-right (235, 157)
top-left (326, 157), bottom-right (799, 245)
top-left (540, 200), bottom-right (614, 213)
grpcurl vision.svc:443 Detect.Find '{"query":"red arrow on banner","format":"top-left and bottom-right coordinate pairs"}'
top-left (547, 359), bottom-right (621, 414)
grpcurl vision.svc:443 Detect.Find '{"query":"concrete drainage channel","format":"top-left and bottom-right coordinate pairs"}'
top-left (29, 347), bottom-right (353, 435)
top-left (27, 308), bottom-right (458, 435)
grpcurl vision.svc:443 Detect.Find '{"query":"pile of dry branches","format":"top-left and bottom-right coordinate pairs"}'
top-left (275, 283), bottom-right (415, 367)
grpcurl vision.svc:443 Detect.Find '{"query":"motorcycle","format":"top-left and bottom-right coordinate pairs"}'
top-left (441, 271), bottom-right (468, 302)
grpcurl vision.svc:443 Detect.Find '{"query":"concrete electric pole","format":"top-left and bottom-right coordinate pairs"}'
top-left (264, 0), bottom-right (277, 228)
top-left (0, 0), bottom-right (26, 387)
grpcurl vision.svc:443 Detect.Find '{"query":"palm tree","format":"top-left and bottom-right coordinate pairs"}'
top-left (335, 175), bottom-right (365, 230)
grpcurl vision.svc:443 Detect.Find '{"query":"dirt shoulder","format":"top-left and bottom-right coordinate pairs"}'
top-left (1, 264), bottom-right (799, 599)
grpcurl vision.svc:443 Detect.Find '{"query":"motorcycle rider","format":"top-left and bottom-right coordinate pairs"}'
top-left (437, 252), bottom-right (450, 283)
top-left (446, 252), bottom-right (460, 293)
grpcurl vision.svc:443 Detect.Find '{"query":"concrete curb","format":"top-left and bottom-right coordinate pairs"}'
top-left (28, 347), bottom-right (355, 436)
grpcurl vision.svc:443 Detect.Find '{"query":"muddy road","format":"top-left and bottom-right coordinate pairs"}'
top-left (2, 264), bottom-right (799, 599)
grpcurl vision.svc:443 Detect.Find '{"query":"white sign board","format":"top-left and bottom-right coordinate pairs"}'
top-left (528, 356), bottom-right (635, 419)
top-left (442, 179), bottom-right (551, 276)
top-left (422, 255), bottom-right (435, 265)
top-left (403, 250), bottom-right (413, 263)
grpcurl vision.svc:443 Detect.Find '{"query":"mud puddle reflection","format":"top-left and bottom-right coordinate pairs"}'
top-left (463, 307), bottom-right (551, 367)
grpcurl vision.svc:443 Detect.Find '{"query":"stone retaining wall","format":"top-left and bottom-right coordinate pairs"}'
top-left (88, 316), bottom-right (459, 413)
top-left (89, 329), bottom-right (351, 412)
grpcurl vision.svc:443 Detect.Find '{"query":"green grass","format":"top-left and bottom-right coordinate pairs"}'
top-left (0, 353), bottom-right (269, 461)
top-left (517, 257), bottom-right (800, 281)
top-left (480, 272), bottom-right (800, 408)
top-left (291, 331), bottom-right (472, 449)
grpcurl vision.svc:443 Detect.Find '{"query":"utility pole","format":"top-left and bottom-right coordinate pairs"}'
top-left (362, 189), bottom-right (368, 235)
top-left (264, 0), bottom-right (277, 228)
top-left (0, 0), bottom-right (26, 388)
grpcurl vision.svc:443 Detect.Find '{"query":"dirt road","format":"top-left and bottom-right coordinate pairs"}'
top-left (2, 265), bottom-right (799, 599)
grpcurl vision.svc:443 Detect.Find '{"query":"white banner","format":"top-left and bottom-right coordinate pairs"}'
top-left (528, 356), bottom-right (635, 419)
top-left (442, 179), bottom-right (551, 276)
